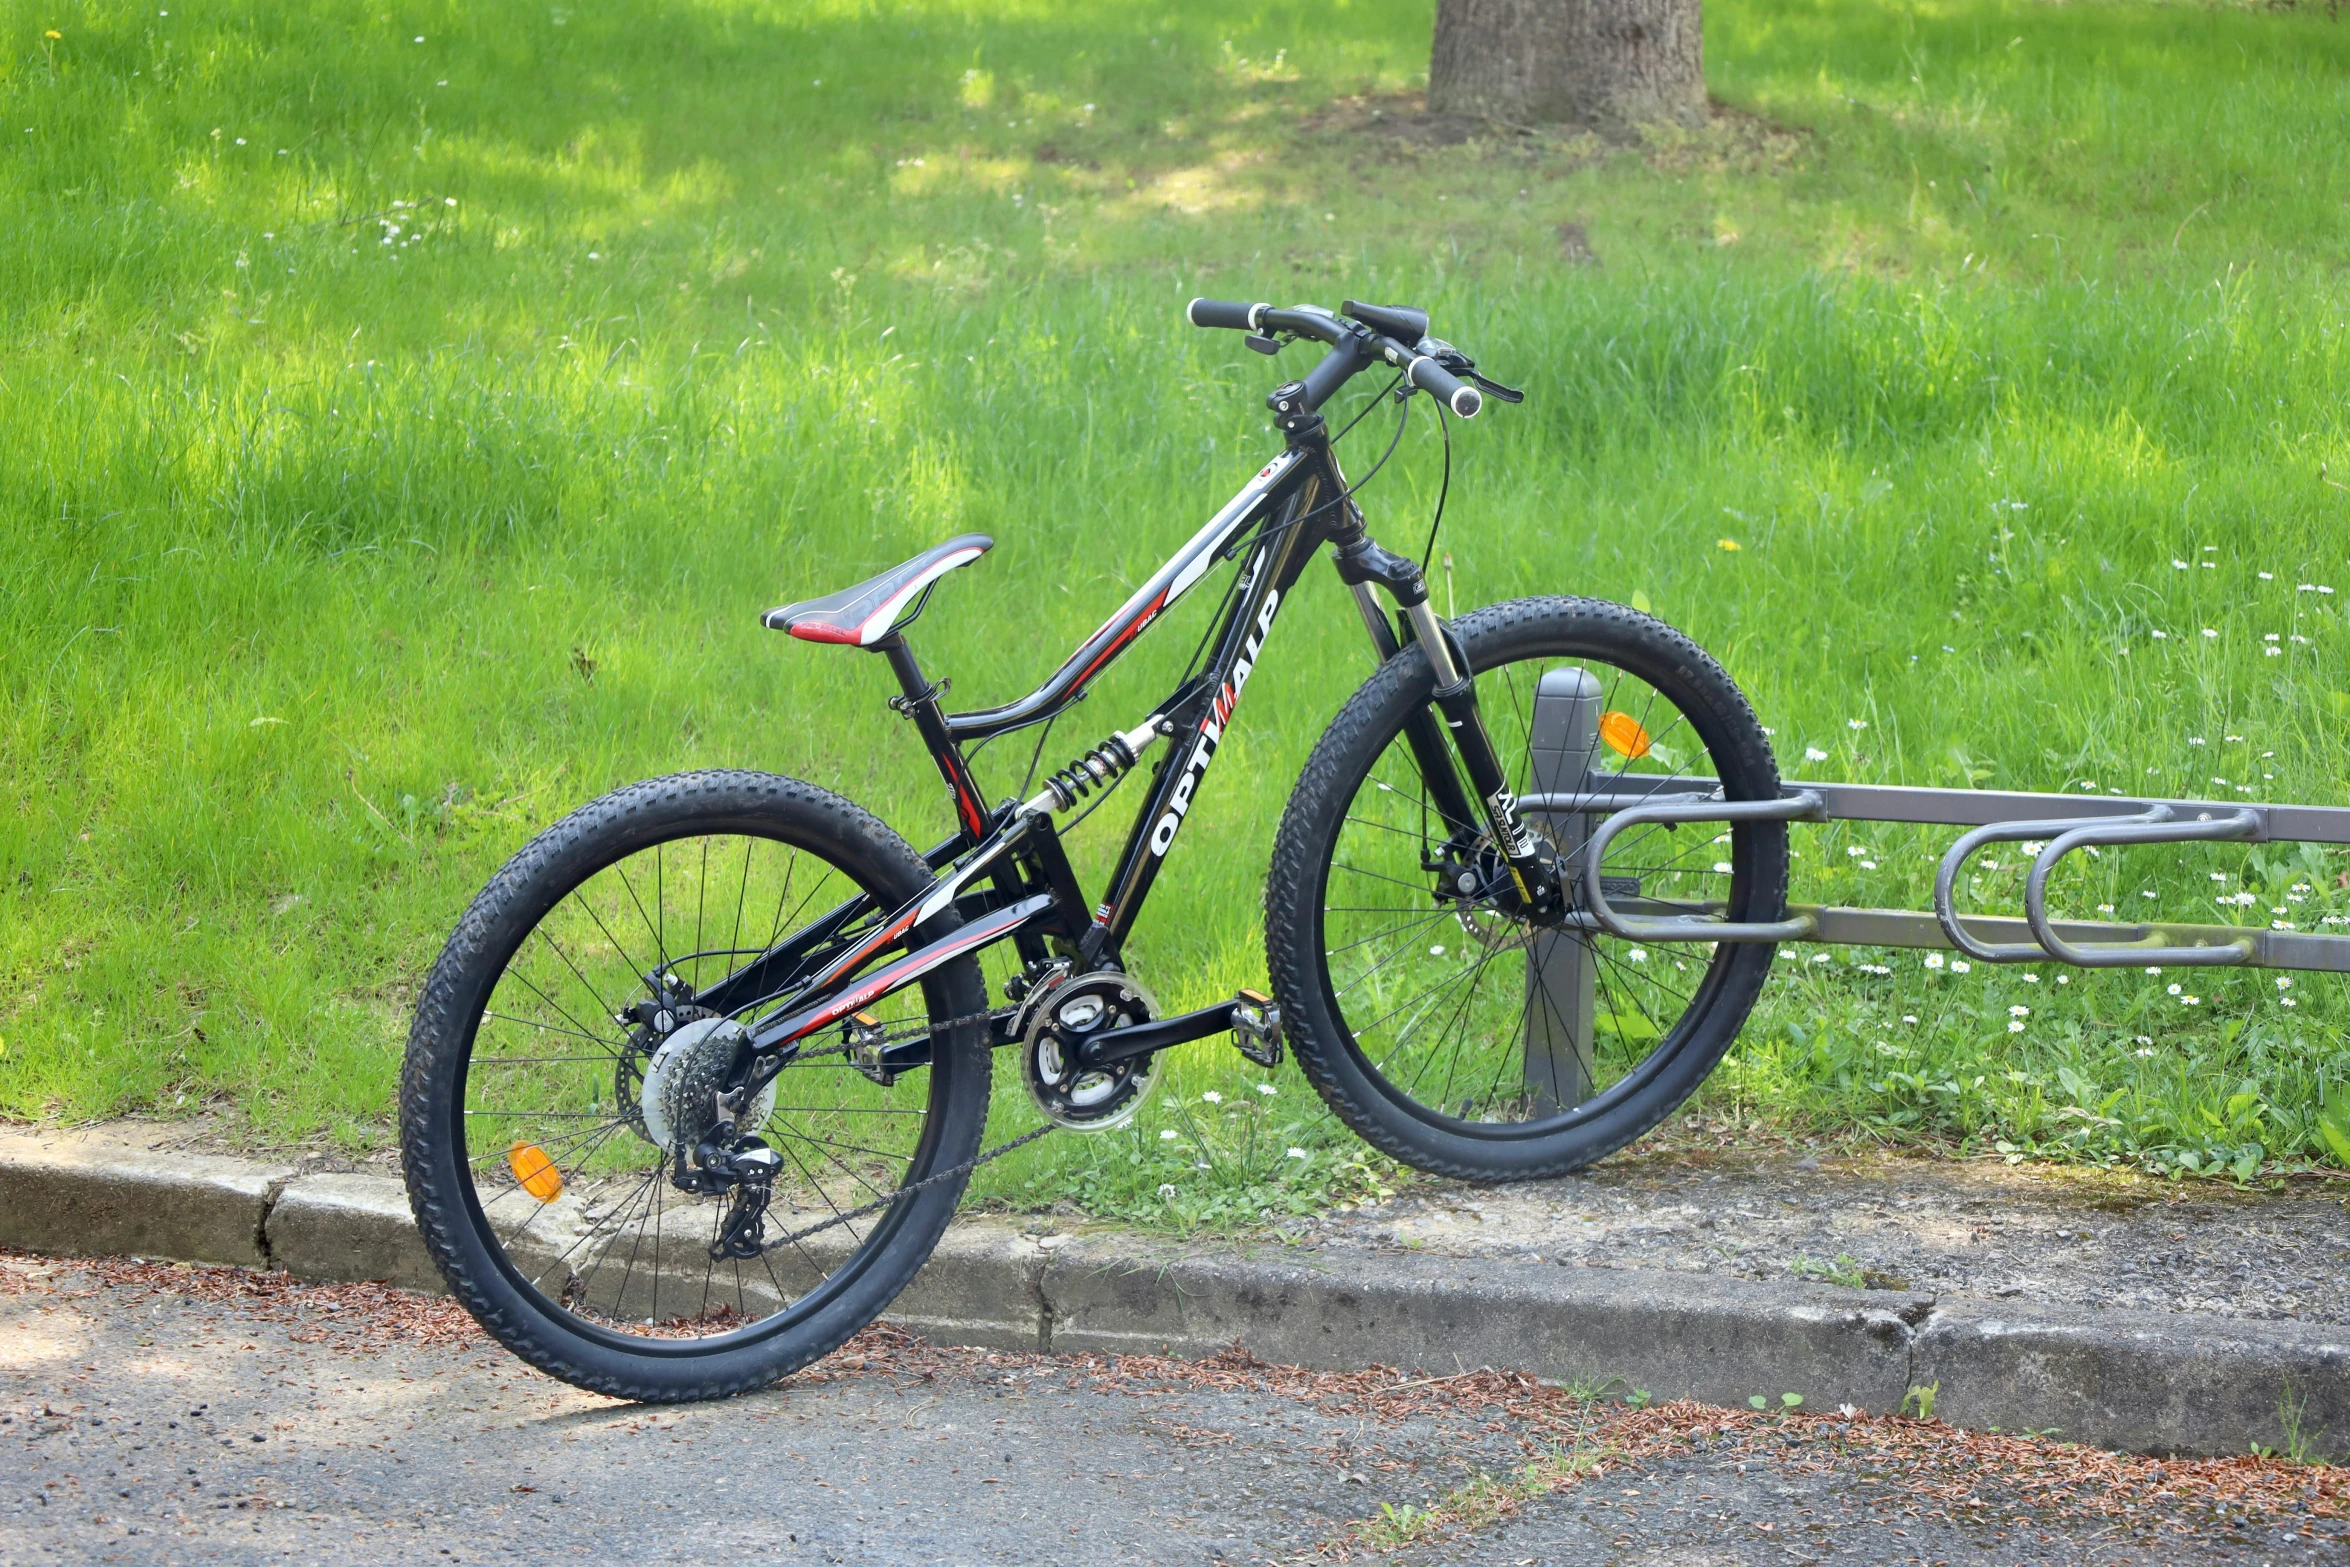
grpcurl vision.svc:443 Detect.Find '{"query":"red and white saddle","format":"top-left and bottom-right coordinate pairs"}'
top-left (763, 534), bottom-right (993, 647)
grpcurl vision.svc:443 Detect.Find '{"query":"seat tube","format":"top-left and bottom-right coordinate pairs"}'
top-left (873, 633), bottom-right (991, 844)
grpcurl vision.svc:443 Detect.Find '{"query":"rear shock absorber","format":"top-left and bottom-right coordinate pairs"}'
top-left (1041, 734), bottom-right (1141, 811)
top-left (1021, 718), bottom-right (1167, 817)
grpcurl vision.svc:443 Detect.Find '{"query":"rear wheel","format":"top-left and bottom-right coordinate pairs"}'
top-left (400, 770), bottom-right (989, 1401)
top-left (1266, 597), bottom-right (1786, 1181)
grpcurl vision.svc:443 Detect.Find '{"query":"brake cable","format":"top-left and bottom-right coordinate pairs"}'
top-left (1419, 401), bottom-right (1451, 573)
top-left (968, 373), bottom-right (1405, 797)
top-left (1221, 372), bottom-right (1414, 560)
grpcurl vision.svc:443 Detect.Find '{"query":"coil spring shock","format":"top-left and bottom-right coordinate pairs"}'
top-left (1042, 733), bottom-right (1141, 811)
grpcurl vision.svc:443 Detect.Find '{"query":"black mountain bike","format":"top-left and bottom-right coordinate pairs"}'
top-left (400, 297), bottom-right (1792, 1399)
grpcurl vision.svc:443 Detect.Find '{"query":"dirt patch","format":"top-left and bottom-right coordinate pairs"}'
top-left (772, 1326), bottom-right (2350, 1552)
top-left (1638, 101), bottom-right (1810, 176)
top-left (1303, 90), bottom-right (1805, 177)
top-left (49, 1111), bottom-right (401, 1172)
top-left (1302, 90), bottom-right (1609, 160)
top-left (0, 1248), bottom-right (482, 1350)
top-left (11, 1255), bottom-right (2345, 1562)
top-left (1556, 220), bottom-right (1600, 264)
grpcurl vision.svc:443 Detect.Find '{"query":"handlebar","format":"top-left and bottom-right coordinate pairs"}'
top-left (1401, 354), bottom-right (1482, 418)
top-left (1186, 296), bottom-right (1505, 420)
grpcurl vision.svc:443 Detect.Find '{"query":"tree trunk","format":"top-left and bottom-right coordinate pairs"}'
top-left (1428, 0), bottom-right (1706, 131)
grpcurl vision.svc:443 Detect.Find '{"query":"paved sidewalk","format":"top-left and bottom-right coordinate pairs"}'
top-left (1288, 1147), bottom-right (2350, 1326)
top-left (4, 1123), bottom-right (2347, 1459)
top-left (4, 1253), bottom-right (2344, 1566)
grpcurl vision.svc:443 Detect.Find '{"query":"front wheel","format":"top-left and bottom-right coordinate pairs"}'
top-left (400, 770), bottom-right (990, 1401)
top-left (1266, 597), bottom-right (1787, 1181)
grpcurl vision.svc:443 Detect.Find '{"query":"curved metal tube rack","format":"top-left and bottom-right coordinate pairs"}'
top-left (1525, 779), bottom-right (2350, 974)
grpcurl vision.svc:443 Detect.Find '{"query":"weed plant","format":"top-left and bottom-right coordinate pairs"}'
top-left (3, 0), bottom-right (2349, 1224)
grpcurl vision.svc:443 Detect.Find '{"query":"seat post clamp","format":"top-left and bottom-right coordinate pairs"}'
top-left (887, 677), bottom-right (950, 718)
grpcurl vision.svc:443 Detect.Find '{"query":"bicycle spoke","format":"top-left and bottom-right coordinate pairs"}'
top-left (1326, 905), bottom-right (1456, 963)
top-left (615, 858), bottom-right (671, 981)
top-left (773, 1135), bottom-right (867, 1250)
top-left (532, 923), bottom-right (621, 1031)
top-left (466, 1115), bottom-right (627, 1169)
top-left (766, 1127), bottom-right (921, 1164)
top-left (566, 891), bottom-right (650, 1005)
top-left (1329, 859), bottom-right (1450, 896)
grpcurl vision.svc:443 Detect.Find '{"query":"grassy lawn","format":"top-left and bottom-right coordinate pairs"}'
top-left (5, 0), bottom-right (2350, 1222)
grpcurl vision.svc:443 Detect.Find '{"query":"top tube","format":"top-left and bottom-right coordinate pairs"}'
top-left (942, 448), bottom-right (1307, 743)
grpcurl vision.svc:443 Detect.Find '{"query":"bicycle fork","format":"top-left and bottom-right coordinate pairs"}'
top-left (1331, 532), bottom-right (1556, 912)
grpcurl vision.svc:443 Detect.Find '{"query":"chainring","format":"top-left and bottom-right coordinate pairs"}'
top-left (1021, 971), bottom-right (1160, 1132)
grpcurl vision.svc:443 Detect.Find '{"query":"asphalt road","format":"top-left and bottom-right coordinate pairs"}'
top-left (3, 1252), bottom-right (2341, 1565)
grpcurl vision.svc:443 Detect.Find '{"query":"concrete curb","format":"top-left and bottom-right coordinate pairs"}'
top-left (0, 1132), bottom-right (290, 1268)
top-left (2, 1128), bottom-right (2340, 1457)
top-left (264, 1172), bottom-right (442, 1292)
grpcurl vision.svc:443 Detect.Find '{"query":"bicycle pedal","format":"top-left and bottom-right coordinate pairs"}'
top-left (1230, 988), bottom-right (1283, 1069)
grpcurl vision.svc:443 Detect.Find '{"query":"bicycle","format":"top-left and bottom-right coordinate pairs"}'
top-left (400, 296), bottom-right (1792, 1399)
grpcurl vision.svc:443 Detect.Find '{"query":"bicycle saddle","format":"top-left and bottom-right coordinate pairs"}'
top-left (763, 533), bottom-right (993, 646)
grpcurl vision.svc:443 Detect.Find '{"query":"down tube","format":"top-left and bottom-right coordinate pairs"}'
top-left (1091, 469), bottom-right (1331, 959)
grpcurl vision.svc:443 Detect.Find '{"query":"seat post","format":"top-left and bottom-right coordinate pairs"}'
top-left (870, 633), bottom-right (991, 842)
top-left (871, 631), bottom-right (938, 712)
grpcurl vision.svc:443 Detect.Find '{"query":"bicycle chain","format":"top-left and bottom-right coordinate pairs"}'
top-left (784, 1004), bottom-right (1012, 1059)
top-left (766, 1119), bottom-right (1058, 1251)
top-left (763, 1002), bottom-right (1056, 1251)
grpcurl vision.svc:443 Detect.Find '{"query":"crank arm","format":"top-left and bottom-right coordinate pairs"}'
top-left (1075, 997), bottom-right (1258, 1069)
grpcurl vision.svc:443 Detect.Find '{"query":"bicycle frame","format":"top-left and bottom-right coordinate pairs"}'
top-left (703, 403), bottom-right (1537, 1070)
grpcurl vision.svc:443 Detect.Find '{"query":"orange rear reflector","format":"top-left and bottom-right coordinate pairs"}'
top-left (1598, 711), bottom-right (1652, 760)
top-left (507, 1140), bottom-right (564, 1202)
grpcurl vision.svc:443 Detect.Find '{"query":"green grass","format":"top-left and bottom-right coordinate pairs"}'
top-left (5, 0), bottom-right (2350, 1220)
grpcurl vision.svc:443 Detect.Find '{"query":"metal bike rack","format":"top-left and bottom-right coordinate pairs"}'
top-left (1523, 776), bottom-right (2350, 974)
top-left (1505, 668), bottom-right (2350, 1120)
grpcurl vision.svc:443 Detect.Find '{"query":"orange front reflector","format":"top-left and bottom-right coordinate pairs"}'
top-left (1598, 711), bottom-right (1652, 760)
top-left (507, 1140), bottom-right (564, 1202)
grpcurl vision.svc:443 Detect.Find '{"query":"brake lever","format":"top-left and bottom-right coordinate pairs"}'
top-left (1415, 335), bottom-right (1526, 405)
top-left (1467, 371), bottom-right (1525, 404)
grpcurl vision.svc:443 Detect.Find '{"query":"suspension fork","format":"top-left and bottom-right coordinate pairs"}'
top-left (1346, 580), bottom-right (1483, 845)
top-left (1332, 532), bottom-right (1554, 908)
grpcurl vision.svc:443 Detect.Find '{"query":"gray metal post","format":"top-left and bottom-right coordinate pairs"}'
top-left (1524, 667), bottom-right (1601, 1114)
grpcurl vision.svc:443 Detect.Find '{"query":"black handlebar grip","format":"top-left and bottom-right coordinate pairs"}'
top-left (1406, 353), bottom-right (1483, 418)
top-left (1187, 297), bottom-right (1265, 330)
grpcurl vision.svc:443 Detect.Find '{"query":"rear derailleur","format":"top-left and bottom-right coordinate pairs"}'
top-left (670, 1088), bottom-right (785, 1261)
